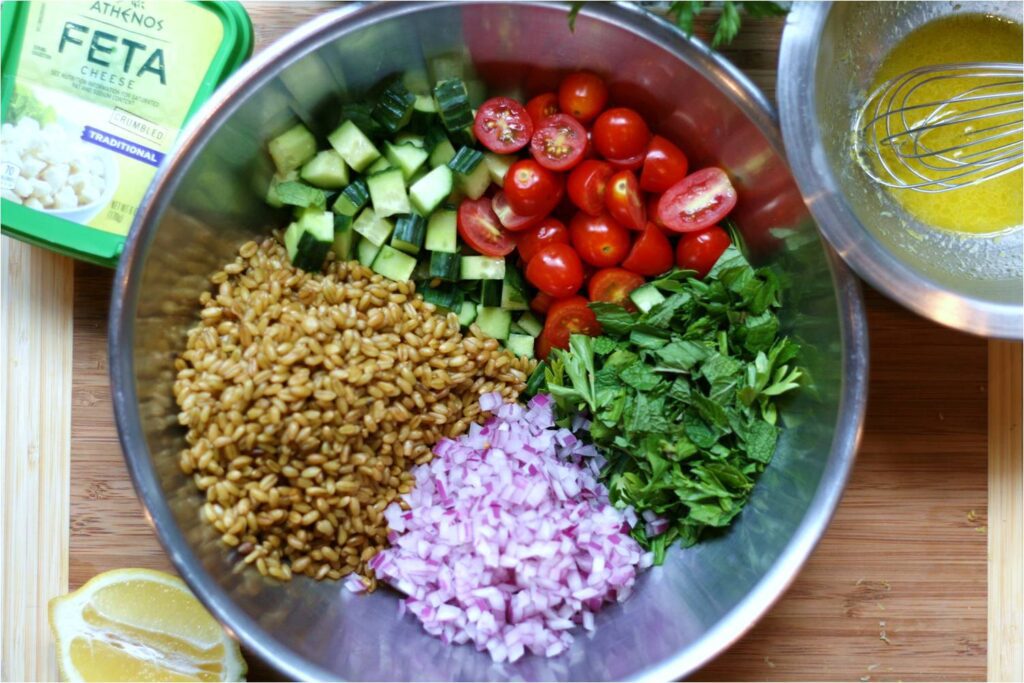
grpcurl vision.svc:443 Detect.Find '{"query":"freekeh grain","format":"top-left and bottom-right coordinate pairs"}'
top-left (174, 238), bottom-right (536, 583)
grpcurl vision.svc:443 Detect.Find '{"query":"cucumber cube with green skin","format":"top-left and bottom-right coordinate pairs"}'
top-left (328, 120), bottom-right (381, 172)
top-left (629, 283), bottom-right (667, 313)
top-left (457, 300), bottom-right (477, 327)
top-left (460, 256), bottom-right (505, 280)
top-left (425, 210), bottom-right (458, 253)
top-left (366, 168), bottom-right (410, 217)
top-left (352, 207), bottom-right (395, 247)
top-left (409, 165), bottom-right (454, 216)
top-left (268, 124), bottom-right (317, 174)
top-left (266, 170), bottom-right (299, 208)
top-left (483, 153), bottom-right (515, 185)
top-left (506, 333), bottom-right (536, 359)
top-left (357, 237), bottom-right (382, 267)
top-left (475, 307), bottom-right (512, 340)
top-left (371, 245), bottom-right (418, 282)
top-left (300, 149), bottom-right (349, 189)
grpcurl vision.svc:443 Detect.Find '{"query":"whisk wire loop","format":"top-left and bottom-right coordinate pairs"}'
top-left (855, 62), bottom-right (1024, 192)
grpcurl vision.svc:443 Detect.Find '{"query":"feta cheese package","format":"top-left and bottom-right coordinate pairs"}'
top-left (0, 1), bottom-right (252, 265)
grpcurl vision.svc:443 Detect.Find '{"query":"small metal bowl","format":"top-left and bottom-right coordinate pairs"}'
top-left (779, 0), bottom-right (1023, 338)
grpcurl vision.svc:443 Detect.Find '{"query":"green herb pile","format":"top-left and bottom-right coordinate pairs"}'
top-left (530, 246), bottom-right (803, 563)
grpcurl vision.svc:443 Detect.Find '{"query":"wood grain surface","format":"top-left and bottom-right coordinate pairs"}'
top-left (988, 341), bottom-right (1023, 683)
top-left (2, 239), bottom-right (74, 683)
top-left (30, 1), bottom-right (1012, 681)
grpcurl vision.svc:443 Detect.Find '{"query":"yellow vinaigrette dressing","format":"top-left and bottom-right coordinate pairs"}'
top-left (869, 14), bottom-right (1023, 234)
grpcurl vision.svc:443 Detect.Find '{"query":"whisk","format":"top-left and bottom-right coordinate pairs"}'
top-left (854, 62), bottom-right (1023, 193)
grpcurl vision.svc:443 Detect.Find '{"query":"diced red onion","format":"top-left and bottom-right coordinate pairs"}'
top-left (370, 392), bottom-right (647, 662)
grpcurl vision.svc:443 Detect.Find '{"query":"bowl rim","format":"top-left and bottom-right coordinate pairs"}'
top-left (777, 0), bottom-right (1023, 340)
top-left (109, 2), bottom-right (869, 680)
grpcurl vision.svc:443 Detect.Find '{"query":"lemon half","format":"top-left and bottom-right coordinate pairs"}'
top-left (48, 568), bottom-right (246, 682)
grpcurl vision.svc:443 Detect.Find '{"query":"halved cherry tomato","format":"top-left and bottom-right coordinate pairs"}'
top-left (621, 222), bottom-right (674, 276)
top-left (588, 267), bottom-right (645, 309)
top-left (605, 170), bottom-right (645, 230)
top-left (504, 159), bottom-right (562, 216)
top-left (607, 153), bottom-right (645, 171)
top-left (675, 225), bottom-right (731, 278)
top-left (569, 212), bottom-right (631, 268)
top-left (640, 135), bottom-right (689, 193)
top-left (567, 160), bottom-right (614, 216)
top-left (531, 291), bottom-right (554, 315)
top-left (530, 114), bottom-right (587, 171)
top-left (492, 191), bottom-right (544, 232)
top-left (558, 71), bottom-right (608, 124)
top-left (526, 243), bottom-right (585, 298)
top-left (525, 92), bottom-right (559, 128)
top-left (474, 97), bottom-right (534, 154)
top-left (646, 193), bottom-right (667, 229)
top-left (517, 217), bottom-right (569, 263)
top-left (657, 167), bottom-right (738, 233)
top-left (592, 107), bottom-right (651, 162)
top-left (537, 295), bottom-right (602, 359)
top-left (457, 197), bottom-right (516, 257)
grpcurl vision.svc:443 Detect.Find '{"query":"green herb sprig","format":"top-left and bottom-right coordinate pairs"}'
top-left (531, 245), bottom-right (803, 563)
top-left (569, 1), bottom-right (789, 47)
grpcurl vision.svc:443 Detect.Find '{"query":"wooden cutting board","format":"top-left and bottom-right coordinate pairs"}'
top-left (4, 3), bottom-right (1020, 682)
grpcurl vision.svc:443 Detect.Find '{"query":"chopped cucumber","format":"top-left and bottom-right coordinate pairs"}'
top-left (332, 214), bottom-right (355, 261)
top-left (480, 279), bottom-right (502, 307)
top-left (340, 102), bottom-right (385, 140)
top-left (333, 178), bottom-right (369, 216)
top-left (515, 311), bottom-right (543, 337)
top-left (429, 138), bottom-right (457, 167)
top-left (506, 333), bottom-right (536, 359)
top-left (484, 153), bottom-right (515, 185)
top-left (371, 245), bottom-right (417, 282)
top-left (284, 221), bottom-right (303, 264)
top-left (274, 180), bottom-right (326, 210)
top-left (384, 141), bottom-right (429, 180)
top-left (413, 94), bottom-right (438, 113)
top-left (456, 158), bottom-right (491, 200)
top-left (372, 79), bottom-right (416, 133)
top-left (476, 307), bottom-right (512, 340)
top-left (395, 132), bottom-right (426, 148)
top-left (425, 210), bottom-right (458, 253)
top-left (409, 165), bottom-right (454, 215)
top-left (287, 209), bottom-right (334, 271)
top-left (328, 120), bottom-right (381, 172)
top-left (366, 156), bottom-right (393, 174)
top-left (300, 149), bottom-right (349, 189)
top-left (428, 250), bottom-right (460, 281)
top-left (391, 214), bottom-right (426, 255)
top-left (357, 237), bottom-right (382, 267)
top-left (352, 207), bottom-right (395, 247)
top-left (457, 300), bottom-right (477, 327)
top-left (500, 266), bottom-right (529, 311)
top-left (629, 283), bottom-right (667, 313)
top-left (366, 168), bottom-right (410, 217)
top-left (460, 256), bottom-right (505, 280)
top-left (265, 170), bottom-right (298, 208)
top-left (447, 146), bottom-right (484, 175)
top-left (268, 124), bottom-right (317, 174)
top-left (433, 79), bottom-right (473, 132)
top-left (420, 283), bottom-right (462, 311)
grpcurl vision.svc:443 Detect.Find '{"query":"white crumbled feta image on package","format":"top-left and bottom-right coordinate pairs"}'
top-left (1, 116), bottom-right (109, 210)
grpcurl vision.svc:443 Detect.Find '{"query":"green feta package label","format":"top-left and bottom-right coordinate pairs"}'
top-left (1, 1), bottom-right (237, 240)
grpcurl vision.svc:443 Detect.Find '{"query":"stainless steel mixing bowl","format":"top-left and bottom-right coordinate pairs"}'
top-left (109, 2), bottom-right (868, 680)
top-left (779, 0), bottom-right (1023, 339)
